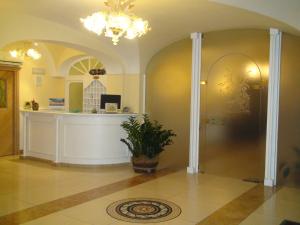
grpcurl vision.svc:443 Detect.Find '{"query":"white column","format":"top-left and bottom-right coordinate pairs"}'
top-left (54, 115), bottom-right (62, 163)
top-left (22, 112), bottom-right (29, 156)
top-left (264, 28), bottom-right (282, 187)
top-left (139, 73), bottom-right (146, 114)
top-left (142, 74), bottom-right (146, 114)
top-left (187, 32), bottom-right (202, 174)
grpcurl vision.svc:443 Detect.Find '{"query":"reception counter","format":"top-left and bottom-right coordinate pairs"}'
top-left (21, 110), bottom-right (136, 165)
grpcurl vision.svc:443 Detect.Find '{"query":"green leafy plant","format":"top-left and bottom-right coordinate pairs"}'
top-left (120, 115), bottom-right (176, 159)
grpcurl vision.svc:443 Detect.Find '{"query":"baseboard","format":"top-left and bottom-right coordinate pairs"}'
top-left (264, 179), bottom-right (275, 187)
top-left (187, 166), bottom-right (198, 174)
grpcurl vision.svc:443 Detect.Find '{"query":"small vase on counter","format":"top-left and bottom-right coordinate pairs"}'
top-left (31, 100), bottom-right (39, 111)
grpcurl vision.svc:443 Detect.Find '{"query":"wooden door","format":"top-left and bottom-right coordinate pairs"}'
top-left (0, 65), bottom-right (19, 156)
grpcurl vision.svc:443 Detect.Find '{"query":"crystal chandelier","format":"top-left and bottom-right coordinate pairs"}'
top-left (9, 42), bottom-right (41, 60)
top-left (80, 0), bottom-right (150, 45)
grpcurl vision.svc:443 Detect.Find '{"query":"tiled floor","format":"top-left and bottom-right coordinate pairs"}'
top-left (0, 156), bottom-right (299, 225)
top-left (0, 156), bottom-right (136, 215)
top-left (240, 187), bottom-right (300, 225)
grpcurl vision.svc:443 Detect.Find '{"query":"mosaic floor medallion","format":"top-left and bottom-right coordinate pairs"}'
top-left (106, 198), bottom-right (182, 223)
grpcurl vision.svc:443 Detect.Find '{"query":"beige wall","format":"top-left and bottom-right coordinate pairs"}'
top-left (146, 38), bottom-right (192, 168)
top-left (277, 33), bottom-right (300, 187)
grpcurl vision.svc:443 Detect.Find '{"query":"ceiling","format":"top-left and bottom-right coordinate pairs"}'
top-left (1, 0), bottom-right (299, 71)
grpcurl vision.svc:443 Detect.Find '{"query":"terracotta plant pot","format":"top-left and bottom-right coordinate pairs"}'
top-left (132, 155), bottom-right (159, 173)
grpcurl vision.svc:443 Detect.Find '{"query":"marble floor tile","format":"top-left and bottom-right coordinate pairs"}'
top-left (20, 213), bottom-right (93, 225)
top-left (58, 196), bottom-right (120, 225)
top-left (240, 213), bottom-right (283, 225)
top-left (1, 156), bottom-right (299, 225)
top-left (169, 195), bottom-right (221, 223)
top-left (0, 194), bottom-right (33, 216)
top-left (239, 187), bottom-right (300, 225)
top-left (255, 195), bottom-right (300, 222)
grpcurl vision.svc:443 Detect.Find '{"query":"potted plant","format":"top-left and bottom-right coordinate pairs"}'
top-left (278, 146), bottom-right (300, 184)
top-left (121, 114), bottom-right (176, 173)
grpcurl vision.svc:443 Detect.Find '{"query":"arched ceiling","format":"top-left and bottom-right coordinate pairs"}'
top-left (0, 0), bottom-right (299, 72)
top-left (211, 0), bottom-right (300, 31)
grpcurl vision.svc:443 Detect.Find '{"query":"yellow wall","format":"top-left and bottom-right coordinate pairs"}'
top-left (123, 74), bottom-right (140, 113)
top-left (146, 29), bottom-right (270, 169)
top-left (102, 74), bottom-right (140, 113)
top-left (202, 30), bottom-right (269, 80)
top-left (1, 42), bottom-right (66, 109)
top-left (69, 83), bottom-right (83, 112)
top-left (277, 33), bottom-right (300, 187)
top-left (67, 74), bottom-right (140, 113)
top-left (19, 58), bottom-right (65, 109)
top-left (146, 38), bottom-right (192, 168)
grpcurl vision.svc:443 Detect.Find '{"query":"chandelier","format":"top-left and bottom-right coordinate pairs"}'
top-left (9, 42), bottom-right (41, 60)
top-left (80, 0), bottom-right (150, 45)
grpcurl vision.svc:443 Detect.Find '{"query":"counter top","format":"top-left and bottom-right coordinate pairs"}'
top-left (21, 109), bottom-right (137, 117)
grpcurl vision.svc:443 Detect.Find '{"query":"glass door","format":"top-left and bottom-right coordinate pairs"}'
top-left (199, 54), bottom-right (267, 181)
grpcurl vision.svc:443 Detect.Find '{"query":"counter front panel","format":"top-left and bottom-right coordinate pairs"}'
top-left (22, 111), bottom-right (135, 165)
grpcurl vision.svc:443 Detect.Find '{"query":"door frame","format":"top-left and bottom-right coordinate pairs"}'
top-left (187, 29), bottom-right (282, 187)
top-left (0, 64), bottom-right (20, 155)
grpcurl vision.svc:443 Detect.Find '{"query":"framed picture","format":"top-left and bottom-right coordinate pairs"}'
top-left (0, 79), bottom-right (7, 108)
top-left (105, 103), bottom-right (118, 113)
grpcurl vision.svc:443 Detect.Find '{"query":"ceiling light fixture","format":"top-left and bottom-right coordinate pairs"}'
top-left (80, 0), bottom-right (150, 45)
top-left (9, 42), bottom-right (41, 60)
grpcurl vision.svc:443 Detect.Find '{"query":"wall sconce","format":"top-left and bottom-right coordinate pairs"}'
top-left (200, 80), bottom-right (207, 85)
top-left (246, 65), bottom-right (260, 79)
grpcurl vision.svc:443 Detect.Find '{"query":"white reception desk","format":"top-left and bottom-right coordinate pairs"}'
top-left (21, 110), bottom-right (135, 165)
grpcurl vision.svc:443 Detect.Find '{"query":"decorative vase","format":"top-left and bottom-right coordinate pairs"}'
top-left (31, 100), bottom-right (39, 111)
top-left (132, 155), bottom-right (159, 173)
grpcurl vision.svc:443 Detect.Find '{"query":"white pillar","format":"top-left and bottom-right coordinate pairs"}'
top-left (187, 32), bottom-right (202, 174)
top-left (264, 28), bottom-right (282, 187)
top-left (142, 74), bottom-right (146, 114)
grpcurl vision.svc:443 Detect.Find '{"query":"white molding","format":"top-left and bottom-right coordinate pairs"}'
top-left (264, 28), bottom-right (282, 187)
top-left (187, 32), bottom-right (202, 174)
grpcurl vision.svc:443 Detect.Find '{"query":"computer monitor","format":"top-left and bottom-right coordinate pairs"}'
top-left (100, 94), bottom-right (121, 109)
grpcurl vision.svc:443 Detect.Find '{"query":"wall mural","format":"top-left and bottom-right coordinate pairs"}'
top-left (0, 79), bottom-right (7, 108)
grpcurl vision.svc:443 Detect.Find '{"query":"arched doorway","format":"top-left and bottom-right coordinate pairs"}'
top-left (199, 53), bottom-right (267, 181)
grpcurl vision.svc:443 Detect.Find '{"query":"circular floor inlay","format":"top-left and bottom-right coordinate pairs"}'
top-left (106, 198), bottom-right (181, 223)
